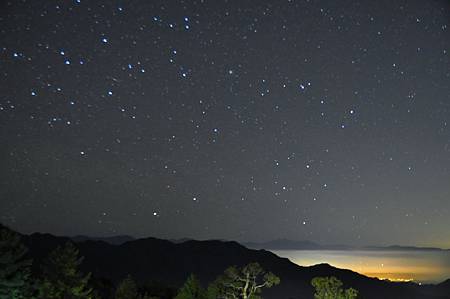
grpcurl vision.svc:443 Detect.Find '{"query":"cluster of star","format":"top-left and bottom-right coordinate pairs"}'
top-left (1, 0), bottom-right (449, 246)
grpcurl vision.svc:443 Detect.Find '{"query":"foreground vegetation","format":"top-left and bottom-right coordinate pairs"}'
top-left (0, 227), bottom-right (358, 299)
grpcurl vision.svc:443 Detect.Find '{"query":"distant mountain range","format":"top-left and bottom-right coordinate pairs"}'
top-left (243, 238), bottom-right (449, 252)
top-left (68, 235), bottom-right (449, 252)
top-left (9, 231), bottom-right (447, 299)
top-left (71, 235), bottom-right (135, 245)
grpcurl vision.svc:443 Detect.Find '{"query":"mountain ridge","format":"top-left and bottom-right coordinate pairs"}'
top-left (11, 230), bottom-right (449, 299)
top-left (243, 238), bottom-right (450, 251)
top-left (64, 233), bottom-right (450, 251)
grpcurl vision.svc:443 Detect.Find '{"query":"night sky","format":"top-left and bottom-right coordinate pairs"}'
top-left (1, 0), bottom-right (450, 248)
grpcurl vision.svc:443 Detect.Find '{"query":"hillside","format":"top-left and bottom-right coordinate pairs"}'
top-left (19, 232), bottom-right (450, 299)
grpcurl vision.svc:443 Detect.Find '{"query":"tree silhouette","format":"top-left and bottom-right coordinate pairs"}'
top-left (0, 228), bottom-right (33, 299)
top-left (115, 275), bottom-right (138, 299)
top-left (175, 274), bottom-right (206, 299)
top-left (210, 262), bottom-right (280, 299)
top-left (311, 276), bottom-right (358, 299)
top-left (39, 241), bottom-right (93, 299)
top-left (140, 280), bottom-right (177, 299)
top-left (205, 282), bottom-right (220, 299)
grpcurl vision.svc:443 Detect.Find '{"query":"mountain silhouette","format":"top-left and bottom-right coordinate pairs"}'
top-left (71, 234), bottom-right (135, 245)
top-left (244, 238), bottom-right (449, 252)
top-left (17, 232), bottom-right (450, 299)
top-left (244, 239), bottom-right (350, 250)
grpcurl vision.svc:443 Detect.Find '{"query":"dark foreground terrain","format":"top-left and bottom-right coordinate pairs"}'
top-left (12, 230), bottom-right (448, 299)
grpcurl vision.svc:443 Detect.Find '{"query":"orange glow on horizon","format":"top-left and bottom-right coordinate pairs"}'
top-left (271, 249), bottom-right (450, 284)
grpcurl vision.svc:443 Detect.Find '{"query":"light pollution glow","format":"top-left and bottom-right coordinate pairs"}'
top-left (271, 250), bottom-right (450, 284)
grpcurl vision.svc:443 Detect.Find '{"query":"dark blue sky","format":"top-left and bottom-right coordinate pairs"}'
top-left (1, 0), bottom-right (449, 247)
